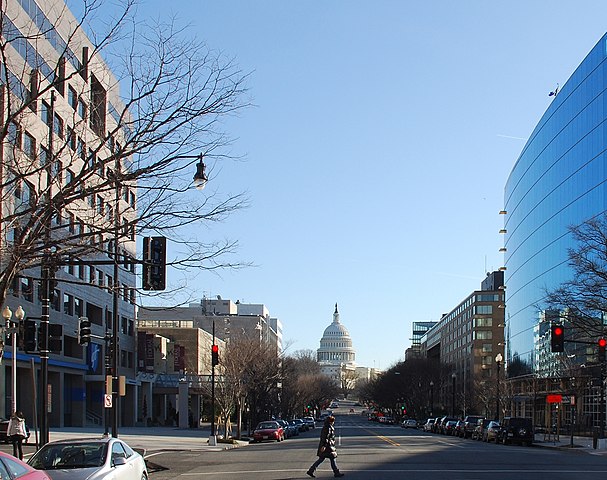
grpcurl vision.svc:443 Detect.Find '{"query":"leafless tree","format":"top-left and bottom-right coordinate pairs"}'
top-left (0, 0), bottom-right (250, 308)
top-left (338, 366), bottom-right (357, 399)
top-left (544, 215), bottom-right (607, 337)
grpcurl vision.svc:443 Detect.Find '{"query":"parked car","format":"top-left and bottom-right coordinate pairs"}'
top-left (444, 420), bottom-right (458, 435)
top-left (462, 415), bottom-right (485, 439)
top-left (0, 451), bottom-right (51, 480)
top-left (401, 419), bottom-right (418, 429)
top-left (291, 418), bottom-right (308, 432)
top-left (276, 419), bottom-right (294, 438)
top-left (27, 436), bottom-right (147, 480)
top-left (379, 416), bottom-right (395, 425)
top-left (438, 416), bottom-right (458, 434)
top-left (251, 421), bottom-right (284, 443)
top-left (483, 421), bottom-right (502, 442)
top-left (303, 416), bottom-right (316, 429)
top-left (422, 418), bottom-right (435, 432)
top-left (473, 418), bottom-right (492, 441)
top-left (431, 417), bottom-right (442, 433)
top-left (0, 417), bottom-right (31, 443)
top-left (454, 420), bottom-right (465, 437)
top-left (287, 420), bottom-right (300, 436)
top-left (498, 417), bottom-right (534, 446)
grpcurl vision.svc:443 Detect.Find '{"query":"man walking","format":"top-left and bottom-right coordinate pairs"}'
top-left (307, 415), bottom-right (344, 478)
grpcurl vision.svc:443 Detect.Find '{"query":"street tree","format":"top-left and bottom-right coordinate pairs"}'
top-left (0, 0), bottom-right (250, 310)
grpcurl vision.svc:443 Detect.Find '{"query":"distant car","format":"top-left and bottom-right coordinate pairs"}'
top-left (401, 419), bottom-right (418, 429)
top-left (0, 417), bottom-right (31, 443)
top-left (252, 421), bottom-right (284, 443)
top-left (444, 420), bottom-right (458, 435)
top-left (483, 421), bottom-right (502, 443)
top-left (379, 416), bottom-right (395, 425)
top-left (302, 417), bottom-right (316, 429)
top-left (330, 402), bottom-right (339, 409)
top-left (438, 416), bottom-right (458, 434)
top-left (290, 418), bottom-right (308, 432)
top-left (27, 436), bottom-right (147, 480)
top-left (498, 417), bottom-right (534, 446)
top-left (422, 418), bottom-right (435, 432)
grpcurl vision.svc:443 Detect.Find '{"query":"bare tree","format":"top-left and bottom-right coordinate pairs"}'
top-left (338, 366), bottom-right (357, 399)
top-left (544, 215), bottom-right (607, 337)
top-left (0, 0), bottom-right (250, 308)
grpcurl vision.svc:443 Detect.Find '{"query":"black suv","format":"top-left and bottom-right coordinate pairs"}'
top-left (498, 417), bottom-right (534, 446)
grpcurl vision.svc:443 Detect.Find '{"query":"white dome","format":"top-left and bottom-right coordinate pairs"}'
top-left (317, 304), bottom-right (356, 365)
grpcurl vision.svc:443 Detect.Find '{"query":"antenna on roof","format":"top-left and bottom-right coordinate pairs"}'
top-left (549, 84), bottom-right (559, 97)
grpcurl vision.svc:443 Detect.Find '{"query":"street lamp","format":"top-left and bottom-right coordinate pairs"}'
top-left (451, 373), bottom-right (456, 417)
top-left (430, 381), bottom-right (434, 416)
top-left (2, 306), bottom-right (25, 415)
top-left (495, 353), bottom-right (503, 420)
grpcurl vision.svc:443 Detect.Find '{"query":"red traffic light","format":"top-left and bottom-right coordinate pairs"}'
top-left (599, 338), bottom-right (607, 348)
top-left (212, 344), bottom-right (218, 353)
top-left (553, 326), bottom-right (563, 337)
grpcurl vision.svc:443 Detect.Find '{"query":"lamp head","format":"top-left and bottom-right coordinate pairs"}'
top-left (1, 306), bottom-right (11, 321)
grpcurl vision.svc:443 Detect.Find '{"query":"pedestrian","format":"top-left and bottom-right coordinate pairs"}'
top-left (7, 411), bottom-right (27, 460)
top-left (307, 415), bottom-right (344, 478)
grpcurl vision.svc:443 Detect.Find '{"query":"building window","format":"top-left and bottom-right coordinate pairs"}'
top-left (78, 98), bottom-right (87, 120)
top-left (23, 131), bottom-right (36, 159)
top-left (63, 293), bottom-right (73, 315)
top-left (474, 330), bottom-right (493, 340)
top-left (53, 113), bottom-right (64, 139)
top-left (68, 85), bottom-right (77, 110)
top-left (74, 297), bottom-right (83, 317)
top-left (474, 317), bottom-right (493, 327)
top-left (475, 305), bottom-right (493, 315)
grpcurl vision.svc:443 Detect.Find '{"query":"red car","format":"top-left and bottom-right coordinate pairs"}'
top-left (0, 451), bottom-right (51, 479)
top-left (252, 421), bottom-right (284, 443)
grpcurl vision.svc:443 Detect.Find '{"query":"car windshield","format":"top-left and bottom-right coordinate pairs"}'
top-left (28, 442), bottom-right (108, 470)
top-left (257, 422), bottom-right (277, 430)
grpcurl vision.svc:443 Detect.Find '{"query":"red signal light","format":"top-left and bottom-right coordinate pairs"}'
top-left (599, 338), bottom-right (607, 348)
top-left (212, 344), bottom-right (219, 353)
top-left (554, 326), bottom-right (563, 337)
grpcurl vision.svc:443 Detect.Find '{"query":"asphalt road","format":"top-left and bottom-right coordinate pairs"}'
top-left (145, 413), bottom-right (607, 480)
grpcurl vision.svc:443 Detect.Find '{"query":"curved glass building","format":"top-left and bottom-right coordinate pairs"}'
top-left (504, 34), bottom-right (607, 377)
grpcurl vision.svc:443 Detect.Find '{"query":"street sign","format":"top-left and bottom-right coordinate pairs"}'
top-left (104, 394), bottom-right (113, 408)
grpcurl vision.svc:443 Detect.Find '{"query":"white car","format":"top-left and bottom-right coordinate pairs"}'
top-left (401, 419), bottom-right (418, 429)
top-left (28, 437), bottom-right (148, 480)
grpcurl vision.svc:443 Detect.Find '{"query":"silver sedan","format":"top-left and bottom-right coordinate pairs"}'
top-left (27, 436), bottom-right (148, 480)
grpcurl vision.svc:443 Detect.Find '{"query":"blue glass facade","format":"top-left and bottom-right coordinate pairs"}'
top-left (504, 34), bottom-right (607, 376)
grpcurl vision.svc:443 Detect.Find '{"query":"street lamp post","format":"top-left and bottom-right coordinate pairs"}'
top-left (495, 353), bottom-right (503, 421)
top-left (451, 373), bottom-right (456, 417)
top-left (430, 381), bottom-right (434, 416)
top-left (2, 306), bottom-right (24, 415)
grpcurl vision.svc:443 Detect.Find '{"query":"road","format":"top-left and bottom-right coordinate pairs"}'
top-left (145, 412), bottom-right (607, 480)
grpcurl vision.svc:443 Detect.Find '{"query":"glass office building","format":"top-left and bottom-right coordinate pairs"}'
top-left (504, 34), bottom-right (607, 377)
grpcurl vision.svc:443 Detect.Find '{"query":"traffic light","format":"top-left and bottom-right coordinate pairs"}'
top-left (142, 236), bottom-right (166, 291)
top-left (22, 319), bottom-right (37, 352)
top-left (551, 324), bottom-right (565, 352)
top-left (599, 338), bottom-right (606, 362)
top-left (48, 323), bottom-right (63, 353)
top-left (78, 317), bottom-right (91, 345)
top-left (211, 344), bottom-right (219, 367)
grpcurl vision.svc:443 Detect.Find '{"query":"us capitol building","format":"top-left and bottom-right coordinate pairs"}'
top-left (317, 304), bottom-right (358, 381)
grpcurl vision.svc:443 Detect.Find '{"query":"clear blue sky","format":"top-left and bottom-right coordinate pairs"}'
top-left (138, 0), bottom-right (607, 369)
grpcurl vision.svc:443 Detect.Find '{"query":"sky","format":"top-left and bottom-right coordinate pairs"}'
top-left (134, 0), bottom-right (607, 370)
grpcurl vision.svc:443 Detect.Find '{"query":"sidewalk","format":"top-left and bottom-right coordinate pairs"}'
top-left (533, 433), bottom-right (607, 455)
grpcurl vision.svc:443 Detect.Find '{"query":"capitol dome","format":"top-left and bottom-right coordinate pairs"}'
top-left (317, 304), bottom-right (356, 364)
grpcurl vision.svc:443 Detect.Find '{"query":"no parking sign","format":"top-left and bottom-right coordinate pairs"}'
top-left (104, 394), bottom-right (113, 408)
